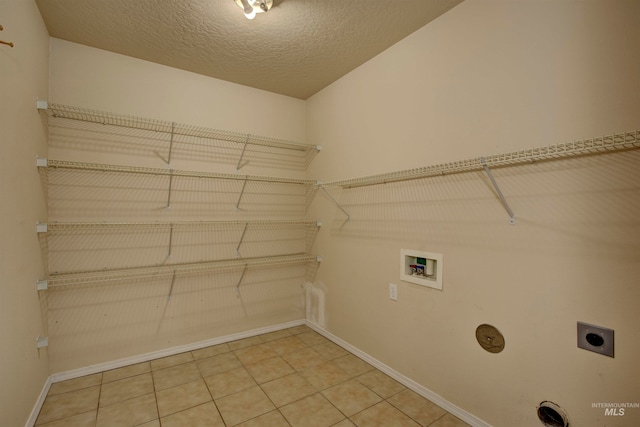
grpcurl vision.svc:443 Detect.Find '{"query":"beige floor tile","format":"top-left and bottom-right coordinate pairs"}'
top-left (150, 352), bottom-right (193, 371)
top-left (259, 329), bottom-right (292, 343)
top-left (332, 354), bottom-right (374, 377)
top-left (313, 341), bottom-right (349, 360)
top-left (37, 411), bottom-right (96, 427)
top-left (137, 421), bottom-right (160, 427)
top-left (99, 373), bottom-right (154, 408)
top-left (296, 331), bottom-right (331, 347)
top-left (191, 343), bottom-right (230, 360)
top-left (228, 336), bottom-right (263, 351)
top-left (235, 410), bottom-right (290, 427)
top-left (48, 374), bottom-right (102, 396)
top-left (160, 402), bottom-right (225, 427)
top-left (245, 356), bottom-right (294, 384)
top-left (261, 373), bottom-right (316, 407)
top-left (215, 385), bottom-right (275, 426)
top-left (102, 362), bottom-right (150, 384)
top-left (332, 420), bottom-right (356, 427)
top-left (281, 347), bottom-right (326, 371)
top-left (280, 393), bottom-right (345, 427)
top-left (265, 335), bottom-right (308, 356)
top-left (204, 367), bottom-right (257, 399)
top-left (350, 401), bottom-right (421, 427)
top-left (156, 379), bottom-right (212, 418)
top-left (428, 413), bottom-right (471, 427)
top-left (96, 393), bottom-right (157, 427)
top-left (356, 370), bottom-right (405, 399)
top-left (234, 343), bottom-right (279, 365)
top-left (36, 386), bottom-right (100, 425)
top-left (197, 351), bottom-right (242, 377)
top-left (152, 361), bottom-right (201, 391)
top-left (321, 379), bottom-right (382, 417)
top-left (387, 389), bottom-right (447, 426)
top-left (287, 325), bottom-right (311, 335)
top-left (299, 361), bottom-right (350, 390)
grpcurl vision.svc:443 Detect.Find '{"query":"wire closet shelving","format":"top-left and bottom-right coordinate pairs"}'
top-left (36, 101), bottom-right (323, 291)
top-left (319, 130), bottom-right (640, 223)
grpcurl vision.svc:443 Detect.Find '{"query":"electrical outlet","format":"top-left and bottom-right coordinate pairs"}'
top-left (389, 283), bottom-right (398, 301)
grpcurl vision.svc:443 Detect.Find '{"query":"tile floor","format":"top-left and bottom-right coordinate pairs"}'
top-left (35, 325), bottom-right (471, 427)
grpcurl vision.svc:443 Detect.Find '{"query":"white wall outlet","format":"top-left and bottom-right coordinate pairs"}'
top-left (389, 283), bottom-right (398, 301)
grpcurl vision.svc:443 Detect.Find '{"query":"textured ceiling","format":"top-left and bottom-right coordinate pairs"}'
top-left (36, 0), bottom-right (463, 99)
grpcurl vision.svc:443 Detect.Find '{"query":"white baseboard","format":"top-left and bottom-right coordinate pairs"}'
top-left (25, 376), bottom-right (52, 427)
top-left (305, 320), bottom-right (492, 427)
top-left (49, 319), bottom-right (305, 383)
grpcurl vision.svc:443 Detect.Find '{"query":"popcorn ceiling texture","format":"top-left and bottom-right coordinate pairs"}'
top-left (35, 0), bottom-right (462, 99)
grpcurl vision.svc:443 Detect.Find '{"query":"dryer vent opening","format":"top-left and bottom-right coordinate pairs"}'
top-left (537, 401), bottom-right (569, 427)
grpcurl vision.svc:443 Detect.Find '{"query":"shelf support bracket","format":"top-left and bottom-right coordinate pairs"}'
top-left (235, 264), bottom-right (248, 296)
top-left (166, 169), bottom-right (173, 209)
top-left (167, 224), bottom-right (174, 260)
top-left (318, 182), bottom-right (351, 221)
top-left (481, 158), bottom-right (515, 224)
top-left (236, 222), bottom-right (248, 256)
top-left (167, 270), bottom-right (176, 300)
top-left (236, 134), bottom-right (250, 171)
top-left (167, 122), bottom-right (175, 166)
top-left (236, 179), bottom-right (248, 209)
top-left (36, 280), bottom-right (48, 291)
top-left (36, 336), bottom-right (49, 349)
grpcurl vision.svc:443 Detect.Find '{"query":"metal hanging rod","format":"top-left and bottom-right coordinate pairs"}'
top-left (37, 219), bottom-right (320, 232)
top-left (43, 253), bottom-right (321, 288)
top-left (37, 158), bottom-right (316, 186)
top-left (326, 131), bottom-right (640, 189)
top-left (38, 102), bottom-right (320, 153)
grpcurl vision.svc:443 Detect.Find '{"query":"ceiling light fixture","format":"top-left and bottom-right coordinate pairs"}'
top-left (234, 0), bottom-right (273, 20)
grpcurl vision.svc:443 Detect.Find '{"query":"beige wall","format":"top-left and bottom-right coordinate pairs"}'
top-left (0, 0), bottom-right (50, 425)
top-left (45, 39), bottom-right (309, 373)
top-left (306, 1), bottom-right (640, 426)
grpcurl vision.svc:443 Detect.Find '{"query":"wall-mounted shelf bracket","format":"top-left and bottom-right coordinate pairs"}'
top-left (316, 255), bottom-right (323, 263)
top-left (167, 122), bottom-right (175, 166)
top-left (36, 336), bottom-right (49, 348)
top-left (36, 222), bottom-right (48, 233)
top-left (315, 145), bottom-right (323, 152)
top-left (235, 264), bottom-right (249, 296)
top-left (36, 99), bottom-right (48, 111)
top-left (481, 158), bottom-right (515, 225)
top-left (36, 157), bottom-right (48, 167)
top-left (317, 181), bottom-right (351, 220)
top-left (167, 270), bottom-right (176, 300)
top-left (236, 222), bottom-right (249, 256)
top-left (236, 179), bottom-right (248, 209)
top-left (316, 220), bottom-right (322, 227)
top-left (167, 224), bottom-right (174, 260)
top-left (166, 169), bottom-right (173, 209)
top-left (236, 135), bottom-right (250, 171)
top-left (36, 280), bottom-right (48, 291)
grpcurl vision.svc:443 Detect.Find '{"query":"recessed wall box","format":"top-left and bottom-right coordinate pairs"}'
top-left (577, 321), bottom-right (614, 357)
top-left (400, 249), bottom-right (443, 290)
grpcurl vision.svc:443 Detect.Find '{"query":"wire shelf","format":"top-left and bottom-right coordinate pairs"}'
top-left (45, 253), bottom-right (320, 288)
top-left (41, 159), bottom-right (316, 186)
top-left (45, 103), bottom-right (318, 153)
top-left (43, 219), bottom-right (320, 232)
top-left (326, 131), bottom-right (640, 188)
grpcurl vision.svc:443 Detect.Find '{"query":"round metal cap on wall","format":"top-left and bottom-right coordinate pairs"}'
top-left (475, 324), bottom-right (505, 353)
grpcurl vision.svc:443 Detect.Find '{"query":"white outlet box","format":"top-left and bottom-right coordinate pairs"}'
top-left (400, 249), bottom-right (443, 290)
top-left (389, 283), bottom-right (398, 301)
